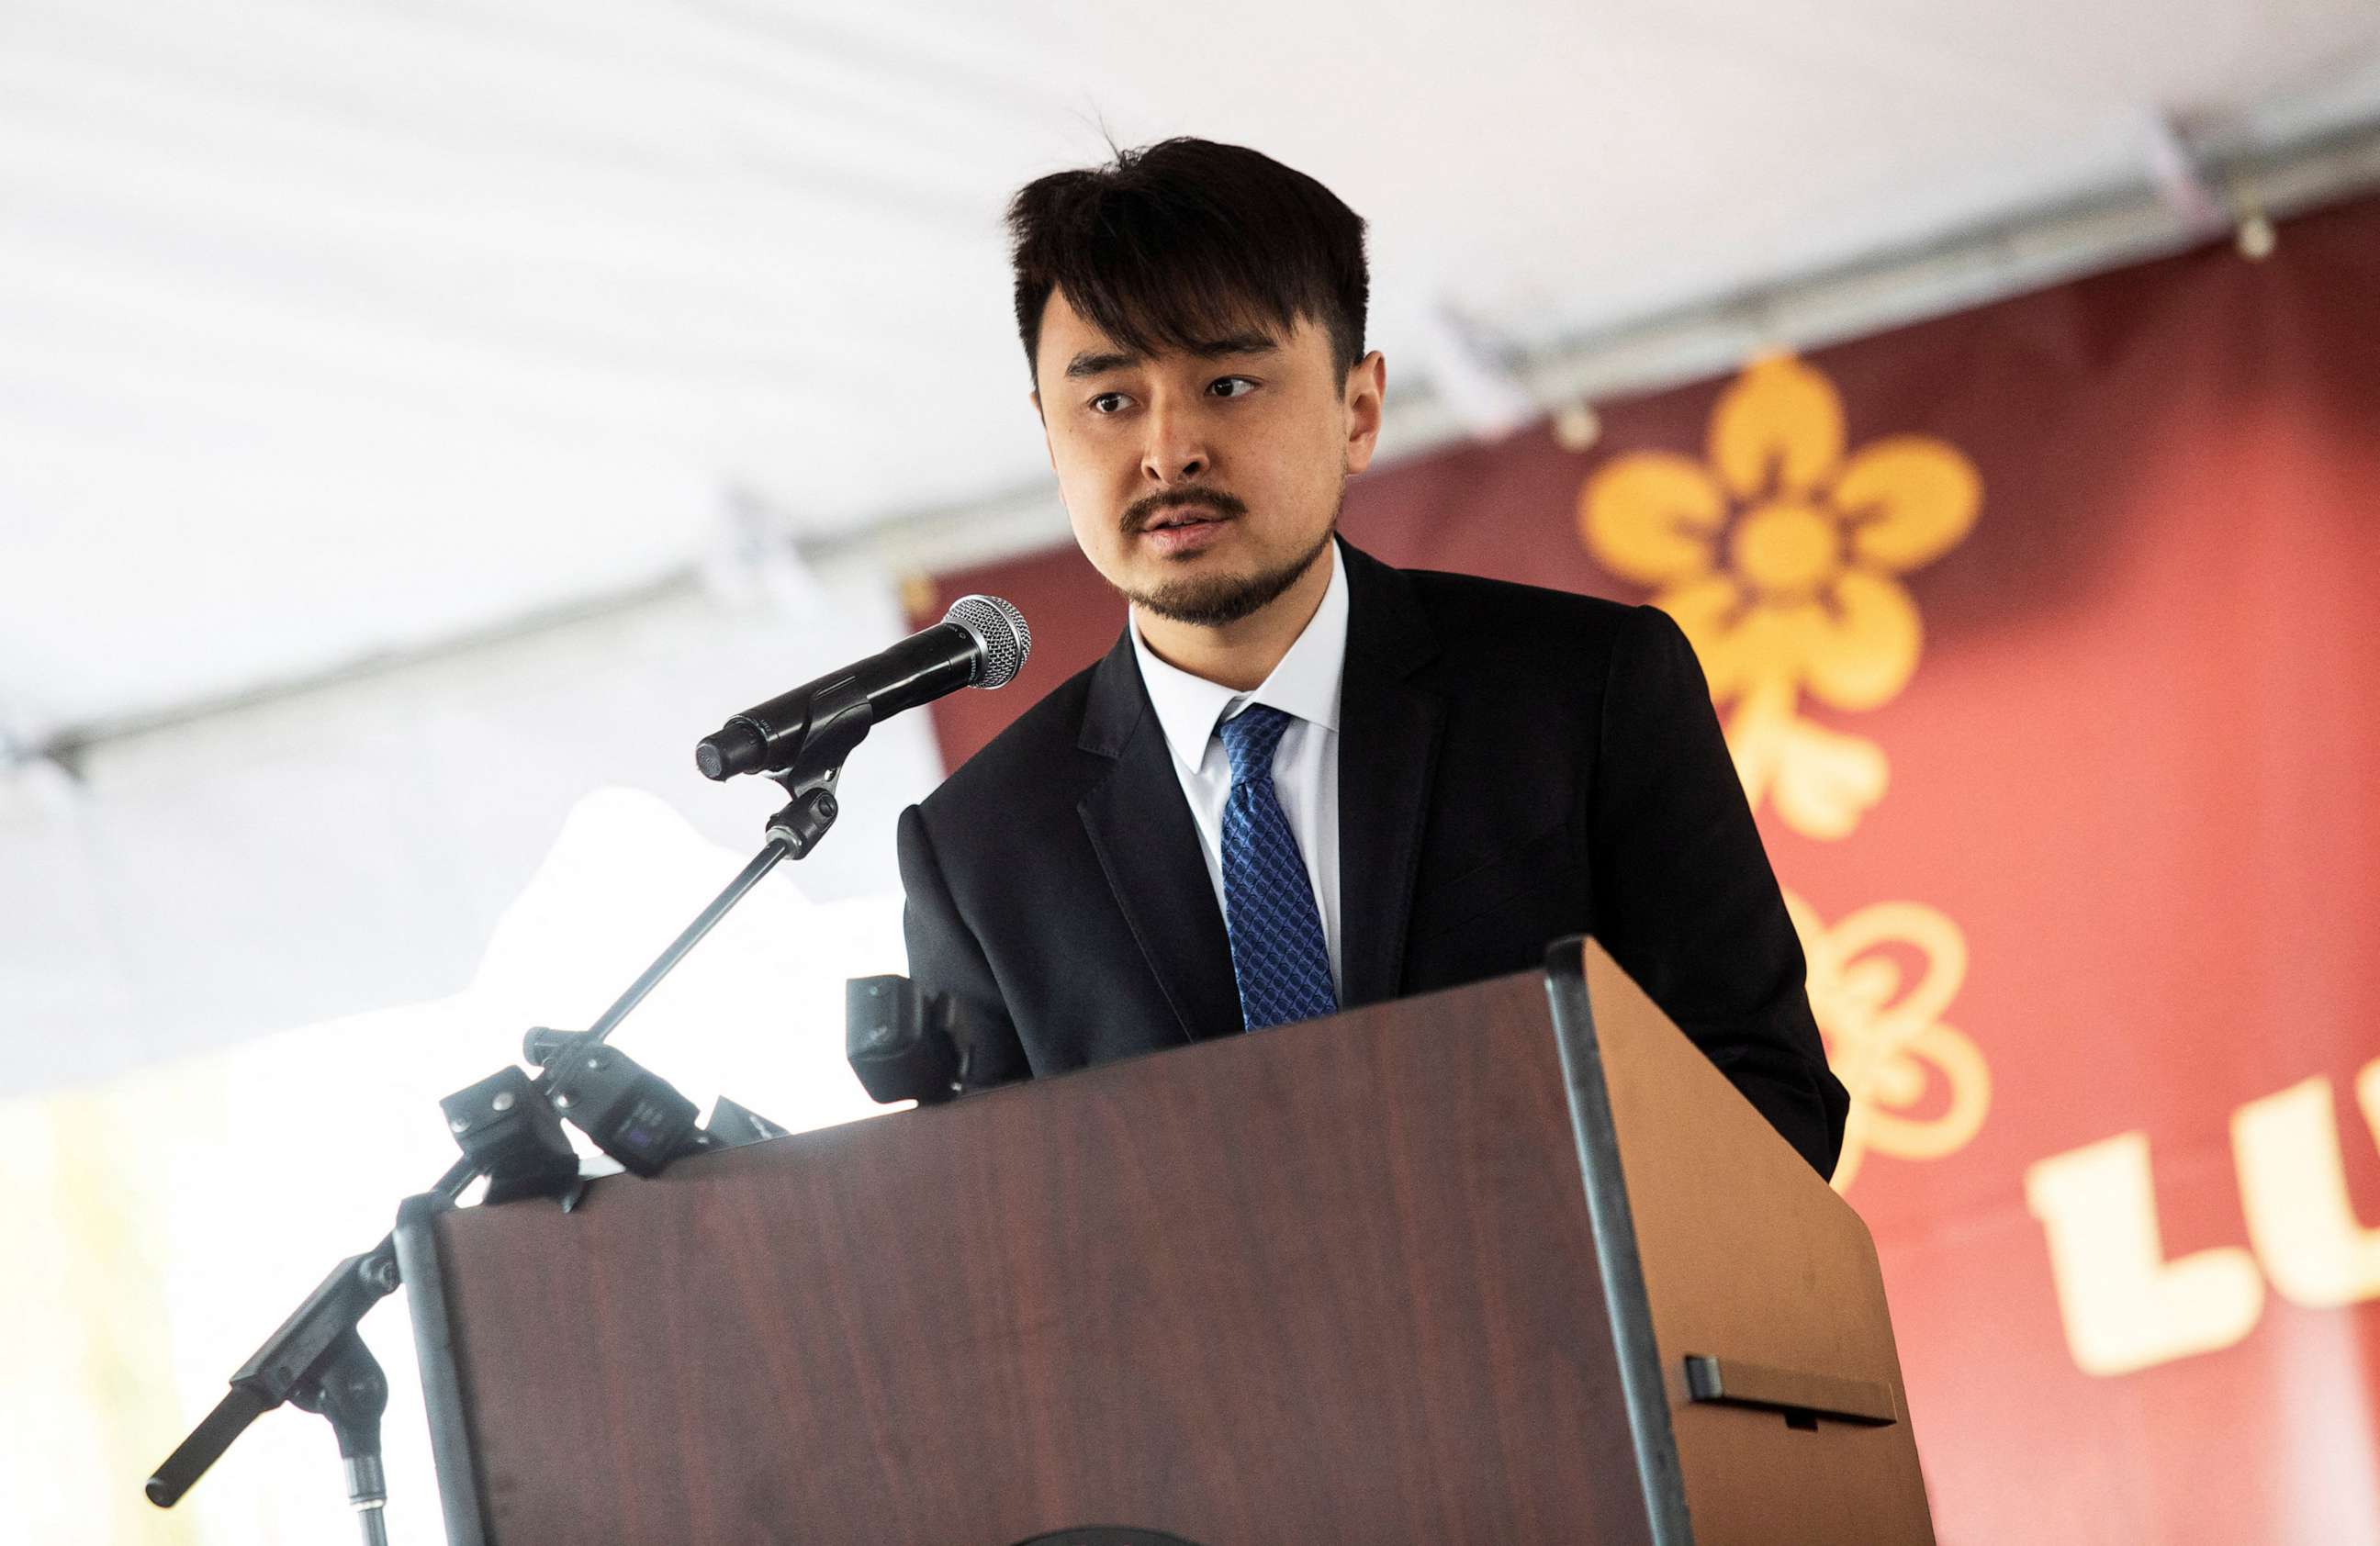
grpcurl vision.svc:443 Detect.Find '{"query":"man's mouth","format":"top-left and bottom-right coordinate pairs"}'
top-left (1125, 487), bottom-right (1248, 537)
top-left (1142, 506), bottom-right (1231, 532)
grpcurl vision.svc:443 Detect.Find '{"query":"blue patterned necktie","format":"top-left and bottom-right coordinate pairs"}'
top-left (1217, 703), bottom-right (1339, 1031)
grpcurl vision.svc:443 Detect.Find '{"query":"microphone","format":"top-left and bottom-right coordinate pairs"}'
top-left (694, 595), bottom-right (1030, 780)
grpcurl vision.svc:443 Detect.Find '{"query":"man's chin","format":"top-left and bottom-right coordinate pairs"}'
top-left (1125, 535), bottom-right (1329, 628)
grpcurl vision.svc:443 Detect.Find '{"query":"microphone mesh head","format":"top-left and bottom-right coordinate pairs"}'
top-left (943, 594), bottom-right (1031, 689)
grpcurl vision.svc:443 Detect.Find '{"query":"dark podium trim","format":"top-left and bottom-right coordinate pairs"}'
top-left (394, 1193), bottom-right (490, 1546)
top-left (1543, 937), bottom-right (1692, 1546)
top-left (1682, 1354), bottom-right (1898, 1428)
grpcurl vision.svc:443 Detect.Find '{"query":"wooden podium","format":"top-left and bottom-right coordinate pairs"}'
top-left (396, 939), bottom-right (1934, 1544)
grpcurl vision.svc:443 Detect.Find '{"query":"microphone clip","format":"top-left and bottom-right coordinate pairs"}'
top-left (758, 677), bottom-right (870, 856)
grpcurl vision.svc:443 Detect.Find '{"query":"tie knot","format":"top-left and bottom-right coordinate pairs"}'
top-left (1218, 703), bottom-right (1295, 785)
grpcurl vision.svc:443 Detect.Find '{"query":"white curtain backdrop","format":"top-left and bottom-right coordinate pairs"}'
top-left (1, 782), bottom-right (915, 1543)
top-left (0, 571), bottom-right (945, 1097)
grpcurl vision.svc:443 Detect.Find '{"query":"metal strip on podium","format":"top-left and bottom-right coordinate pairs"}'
top-left (1543, 938), bottom-right (1694, 1546)
top-left (394, 1194), bottom-right (490, 1546)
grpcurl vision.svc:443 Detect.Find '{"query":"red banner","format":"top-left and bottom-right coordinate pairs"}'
top-left (919, 194), bottom-right (2380, 1542)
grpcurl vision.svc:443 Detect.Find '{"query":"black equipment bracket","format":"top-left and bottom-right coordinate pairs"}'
top-left (145, 1249), bottom-right (400, 1509)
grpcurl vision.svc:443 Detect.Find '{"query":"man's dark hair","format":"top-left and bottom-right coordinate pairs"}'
top-left (1006, 138), bottom-right (1369, 381)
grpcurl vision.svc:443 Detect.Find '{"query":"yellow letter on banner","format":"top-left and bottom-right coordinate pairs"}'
top-left (2233, 1067), bottom-right (2380, 1309)
top-left (2025, 1132), bottom-right (2264, 1376)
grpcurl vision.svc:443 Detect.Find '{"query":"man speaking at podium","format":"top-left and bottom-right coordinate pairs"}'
top-left (897, 139), bottom-right (1848, 1177)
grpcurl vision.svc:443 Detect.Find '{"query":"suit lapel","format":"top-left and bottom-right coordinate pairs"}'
top-left (1334, 543), bottom-right (1444, 1007)
top-left (1075, 630), bottom-right (1242, 1044)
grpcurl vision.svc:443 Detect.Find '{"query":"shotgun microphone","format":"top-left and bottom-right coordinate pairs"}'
top-left (694, 595), bottom-right (1030, 780)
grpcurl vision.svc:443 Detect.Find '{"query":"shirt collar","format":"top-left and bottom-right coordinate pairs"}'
top-left (1129, 538), bottom-right (1349, 776)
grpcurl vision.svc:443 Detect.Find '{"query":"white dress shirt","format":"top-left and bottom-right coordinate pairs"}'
top-left (1128, 542), bottom-right (1348, 998)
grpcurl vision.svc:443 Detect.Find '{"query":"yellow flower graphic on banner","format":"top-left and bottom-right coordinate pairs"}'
top-left (1579, 355), bottom-right (1981, 839)
top-left (1786, 890), bottom-right (1990, 1193)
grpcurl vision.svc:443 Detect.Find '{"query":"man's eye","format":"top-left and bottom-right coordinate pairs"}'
top-left (1208, 375), bottom-right (1258, 398)
top-left (1089, 392), bottom-right (1132, 414)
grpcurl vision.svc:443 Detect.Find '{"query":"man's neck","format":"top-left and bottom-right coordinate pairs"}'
top-left (1135, 543), bottom-right (1335, 692)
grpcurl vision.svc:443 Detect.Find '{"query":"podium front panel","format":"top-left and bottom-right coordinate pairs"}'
top-left (405, 970), bottom-right (1656, 1545)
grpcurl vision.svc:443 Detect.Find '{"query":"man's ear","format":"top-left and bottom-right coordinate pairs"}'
top-left (1343, 351), bottom-right (1386, 476)
top-left (1030, 388), bottom-right (1054, 470)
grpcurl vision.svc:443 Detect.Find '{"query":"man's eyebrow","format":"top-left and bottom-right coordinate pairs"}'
top-left (1064, 349), bottom-right (1141, 379)
top-left (1061, 332), bottom-right (1281, 379)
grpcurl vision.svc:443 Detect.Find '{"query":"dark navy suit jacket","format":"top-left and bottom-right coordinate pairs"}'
top-left (896, 539), bottom-right (1848, 1176)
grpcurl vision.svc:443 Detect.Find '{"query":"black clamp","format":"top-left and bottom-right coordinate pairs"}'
top-left (441, 1067), bottom-right (580, 1206)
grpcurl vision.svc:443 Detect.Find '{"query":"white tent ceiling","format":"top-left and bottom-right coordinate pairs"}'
top-left (5, 0), bottom-right (2379, 743)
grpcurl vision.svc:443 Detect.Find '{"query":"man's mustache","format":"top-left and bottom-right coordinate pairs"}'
top-left (1121, 487), bottom-right (1250, 535)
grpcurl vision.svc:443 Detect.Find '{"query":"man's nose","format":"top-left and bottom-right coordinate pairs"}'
top-left (1140, 398), bottom-right (1209, 485)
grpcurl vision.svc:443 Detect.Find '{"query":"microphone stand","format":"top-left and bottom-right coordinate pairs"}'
top-left (144, 726), bottom-right (860, 1540)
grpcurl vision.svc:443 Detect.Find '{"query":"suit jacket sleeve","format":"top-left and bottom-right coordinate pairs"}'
top-left (1590, 604), bottom-right (1851, 1177)
top-left (895, 802), bottom-right (1033, 1090)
